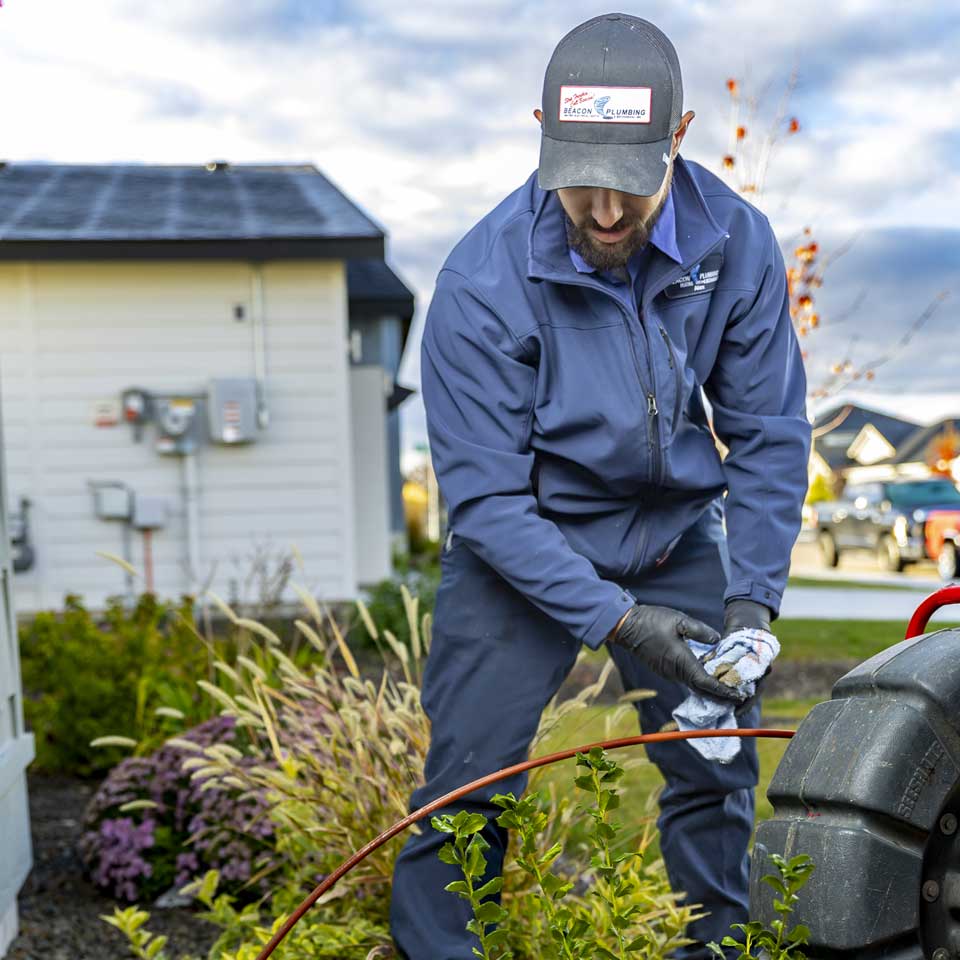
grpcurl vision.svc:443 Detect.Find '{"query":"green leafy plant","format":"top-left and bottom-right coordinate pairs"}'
top-left (436, 748), bottom-right (696, 959)
top-left (432, 810), bottom-right (512, 959)
top-left (708, 853), bottom-right (815, 960)
top-left (104, 869), bottom-right (394, 960)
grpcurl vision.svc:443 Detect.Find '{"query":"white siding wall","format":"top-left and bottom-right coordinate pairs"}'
top-left (0, 259), bottom-right (358, 613)
top-left (0, 392), bottom-right (34, 959)
top-left (349, 366), bottom-right (391, 586)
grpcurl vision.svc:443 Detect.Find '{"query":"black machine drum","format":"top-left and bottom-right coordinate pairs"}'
top-left (752, 626), bottom-right (960, 959)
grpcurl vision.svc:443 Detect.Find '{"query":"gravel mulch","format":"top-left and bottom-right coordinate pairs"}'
top-left (8, 774), bottom-right (219, 960)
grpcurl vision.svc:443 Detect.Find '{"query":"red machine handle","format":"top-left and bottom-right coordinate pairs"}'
top-left (905, 584), bottom-right (960, 639)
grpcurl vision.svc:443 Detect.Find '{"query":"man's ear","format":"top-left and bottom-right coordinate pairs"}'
top-left (533, 108), bottom-right (543, 125)
top-left (672, 109), bottom-right (695, 158)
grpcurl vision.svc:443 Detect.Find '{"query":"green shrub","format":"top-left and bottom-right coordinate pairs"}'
top-left (20, 593), bottom-right (209, 777)
top-left (19, 591), bottom-right (316, 777)
top-left (352, 550), bottom-right (440, 652)
top-left (435, 748), bottom-right (696, 959)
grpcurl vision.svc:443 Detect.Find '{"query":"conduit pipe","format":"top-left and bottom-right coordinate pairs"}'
top-left (254, 727), bottom-right (795, 960)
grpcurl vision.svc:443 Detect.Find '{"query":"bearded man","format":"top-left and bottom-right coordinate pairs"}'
top-left (390, 12), bottom-right (811, 960)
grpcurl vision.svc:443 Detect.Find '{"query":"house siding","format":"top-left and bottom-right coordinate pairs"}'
top-left (0, 259), bottom-right (358, 614)
top-left (0, 385), bottom-right (34, 959)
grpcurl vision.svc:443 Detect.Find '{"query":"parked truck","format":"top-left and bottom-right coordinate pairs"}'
top-left (807, 477), bottom-right (960, 578)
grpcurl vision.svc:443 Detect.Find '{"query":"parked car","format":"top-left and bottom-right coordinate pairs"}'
top-left (807, 478), bottom-right (960, 576)
top-left (926, 511), bottom-right (960, 580)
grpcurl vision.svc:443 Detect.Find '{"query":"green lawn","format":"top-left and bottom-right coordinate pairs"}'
top-left (775, 618), bottom-right (960, 661)
top-left (787, 575), bottom-right (932, 592)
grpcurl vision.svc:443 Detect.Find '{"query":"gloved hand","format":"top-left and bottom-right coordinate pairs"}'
top-left (722, 599), bottom-right (774, 716)
top-left (609, 604), bottom-right (746, 704)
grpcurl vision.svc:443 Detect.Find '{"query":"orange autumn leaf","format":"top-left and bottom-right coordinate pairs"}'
top-left (736, 125), bottom-right (747, 140)
top-left (788, 117), bottom-right (800, 133)
top-left (722, 154), bottom-right (735, 170)
top-left (726, 78), bottom-right (738, 95)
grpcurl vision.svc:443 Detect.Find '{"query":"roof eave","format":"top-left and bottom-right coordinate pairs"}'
top-left (349, 297), bottom-right (415, 321)
top-left (0, 235), bottom-right (384, 261)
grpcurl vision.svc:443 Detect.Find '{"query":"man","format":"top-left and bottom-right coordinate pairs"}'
top-left (391, 12), bottom-right (811, 960)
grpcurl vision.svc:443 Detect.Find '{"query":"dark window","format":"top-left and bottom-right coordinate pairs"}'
top-left (885, 480), bottom-right (960, 508)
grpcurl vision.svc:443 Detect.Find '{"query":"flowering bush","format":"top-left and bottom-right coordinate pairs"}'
top-left (79, 716), bottom-right (276, 902)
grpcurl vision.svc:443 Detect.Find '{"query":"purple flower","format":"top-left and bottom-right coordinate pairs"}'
top-left (79, 716), bottom-right (278, 902)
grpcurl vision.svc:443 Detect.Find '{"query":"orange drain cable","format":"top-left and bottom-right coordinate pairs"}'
top-left (255, 727), bottom-right (796, 960)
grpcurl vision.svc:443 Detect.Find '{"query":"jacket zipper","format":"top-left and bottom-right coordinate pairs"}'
top-left (614, 302), bottom-right (657, 468)
top-left (529, 232), bottom-right (729, 575)
top-left (658, 324), bottom-right (683, 437)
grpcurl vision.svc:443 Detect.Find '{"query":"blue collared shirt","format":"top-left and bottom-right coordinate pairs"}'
top-left (567, 185), bottom-right (683, 292)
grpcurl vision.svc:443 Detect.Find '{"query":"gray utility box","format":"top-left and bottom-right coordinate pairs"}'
top-left (208, 378), bottom-right (258, 445)
top-left (155, 397), bottom-right (204, 456)
top-left (132, 495), bottom-right (167, 531)
top-left (93, 485), bottom-right (132, 521)
top-left (752, 627), bottom-right (960, 959)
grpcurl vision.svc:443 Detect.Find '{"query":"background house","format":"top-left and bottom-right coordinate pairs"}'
top-left (812, 403), bottom-right (960, 489)
top-left (810, 403), bottom-right (920, 481)
top-left (0, 162), bottom-right (415, 615)
top-left (844, 417), bottom-right (960, 486)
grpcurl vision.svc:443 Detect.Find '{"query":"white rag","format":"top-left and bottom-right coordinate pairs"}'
top-left (672, 628), bottom-right (780, 764)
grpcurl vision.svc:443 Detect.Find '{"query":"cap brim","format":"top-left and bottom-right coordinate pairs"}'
top-left (537, 132), bottom-right (672, 196)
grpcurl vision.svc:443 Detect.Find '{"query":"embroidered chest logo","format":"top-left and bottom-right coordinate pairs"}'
top-left (662, 252), bottom-right (723, 299)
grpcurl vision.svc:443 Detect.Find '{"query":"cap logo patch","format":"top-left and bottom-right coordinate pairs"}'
top-left (558, 85), bottom-right (652, 124)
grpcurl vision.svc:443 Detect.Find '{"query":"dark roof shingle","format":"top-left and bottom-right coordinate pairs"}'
top-left (0, 162), bottom-right (384, 259)
top-left (347, 258), bottom-right (415, 320)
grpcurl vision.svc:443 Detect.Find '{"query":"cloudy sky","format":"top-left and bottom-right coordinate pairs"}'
top-left (2, 0), bottom-right (958, 466)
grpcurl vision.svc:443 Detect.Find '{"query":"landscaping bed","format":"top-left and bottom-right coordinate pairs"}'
top-left (8, 774), bottom-right (218, 960)
top-left (8, 663), bottom-right (835, 960)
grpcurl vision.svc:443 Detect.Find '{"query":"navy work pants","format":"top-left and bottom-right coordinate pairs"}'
top-left (390, 500), bottom-right (760, 960)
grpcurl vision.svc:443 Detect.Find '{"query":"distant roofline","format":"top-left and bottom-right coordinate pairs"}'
top-left (812, 400), bottom-right (921, 429)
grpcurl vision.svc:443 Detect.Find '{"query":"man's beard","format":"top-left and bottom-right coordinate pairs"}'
top-left (563, 168), bottom-right (673, 272)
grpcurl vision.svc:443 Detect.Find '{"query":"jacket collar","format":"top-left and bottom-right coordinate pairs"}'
top-left (526, 154), bottom-right (728, 296)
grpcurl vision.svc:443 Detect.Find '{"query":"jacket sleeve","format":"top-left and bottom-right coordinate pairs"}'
top-left (703, 221), bottom-right (812, 617)
top-left (420, 267), bottom-right (637, 648)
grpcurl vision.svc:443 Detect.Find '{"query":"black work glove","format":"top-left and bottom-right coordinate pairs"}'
top-left (610, 604), bottom-right (746, 704)
top-left (722, 599), bottom-right (774, 717)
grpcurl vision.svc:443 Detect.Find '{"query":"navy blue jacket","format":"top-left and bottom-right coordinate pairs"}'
top-left (420, 155), bottom-right (811, 650)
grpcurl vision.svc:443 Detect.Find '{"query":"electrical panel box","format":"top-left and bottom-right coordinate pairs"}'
top-left (155, 397), bottom-right (203, 455)
top-left (93, 486), bottom-right (131, 520)
top-left (208, 378), bottom-right (258, 445)
top-left (132, 495), bottom-right (167, 531)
